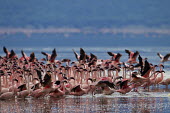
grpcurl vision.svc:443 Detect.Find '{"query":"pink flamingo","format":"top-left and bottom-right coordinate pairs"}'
top-left (125, 49), bottom-right (139, 64)
top-left (41, 48), bottom-right (57, 63)
top-left (116, 79), bottom-right (136, 94)
top-left (95, 80), bottom-right (115, 95)
top-left (160, 78), bottom-right (170, 88)
top-left (154, 64), bottom-right (165, 86)
top-left (49, 80), bottom-right (66, 97)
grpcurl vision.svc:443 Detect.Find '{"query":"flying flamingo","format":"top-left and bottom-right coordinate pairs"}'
top-left (125, 49), bottom-right (139, 64)
top-left (41, 48), bottom-right (57, 64)
top-left (72, 48), bottom-right (87, 63)
top-left (157, 53), bottom-right (170, 63)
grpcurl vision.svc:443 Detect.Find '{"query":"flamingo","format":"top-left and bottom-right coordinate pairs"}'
top-left (72, 48), bottom-right (87, 63)
top-left (0, 78), bottom-right (17, 100)
top-left (49, 80), bottom-right (66, 97)
top-left (157, 53), bottom-right (170, 63)
top-left (20, 50), bottom-right (30, 62)
top-left (41, 48), bottom-right (57, 63)
top-left (160, 78), bottom-right (170, 88)
top-left (30, 71), bottom-right (54, 98)
top-left (3, 46), bottom-right (10, 58)
top-left (70, 84), bottom-right (93, 96)
top-left (0, 91), bottom-right (17, 100)
top-left (116, 79), bottom-right (136, 94)
top-left (95, 80), bottom-right (115, 95)
top-left (107, 52), bottom-right (122, 63)
top-left (154, 64), bottom-right (165, 86)
top-left (125, 49), bottom-right (139, 64)
top-left (17, 84), bottom-right (30, 98)
top-left (107, 52), bottom-right (117, 60)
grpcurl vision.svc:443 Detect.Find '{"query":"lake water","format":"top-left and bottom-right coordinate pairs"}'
top-left (1, 90), bottom-right (170, 113)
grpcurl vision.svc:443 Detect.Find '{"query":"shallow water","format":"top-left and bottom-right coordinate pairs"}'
top-left (0, 87), bottom-right (170, 113)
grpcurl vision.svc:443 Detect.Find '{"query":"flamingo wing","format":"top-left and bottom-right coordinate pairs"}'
top-left (138, 55), bottom-right (143, 74)
top-left (41, 73), bottom-right (51, 87)
top-left (21, 50), bottom-right (27, 58)
top-left (80, 48), bottom-right (86, 61)
top-left (41, 52), bottom-right (49, 61)
top-left (3, 46), bottom-right (9, 54)
top-left (141, 60), bottom-right (150, 76)
top-left (120, 79), bottom-right (128, 89)
top-left (115, 53), bottom-right (122, 61)
top-left (132, 51), bottom-right (139, 58)
top-left (29, 52), bottom-right (35, 62)
top-left (50, 48), bottom-right (57, 62)
top-left (71, 85), bottom-right (81, 92)
top-left (72, 49), bottom-right (79, 61)
top-left (157, 53), bottom-right (164, 59)
top-left (18, 84), bottom-right (26, 91)
top-left (90, 53), bottom-right (97, 61)
top-left (9, 50), bottom-right (16, 58)
top-left (36, 70), bottom-right (43, 82)
top-left (164, 53), bottom-right (170, 61)
top-left (125, 49), bottom-right (131, 58)
top-left (107, 52), bottom-right (115, 56)
top-left (21, 50), bottom-right (28, 61)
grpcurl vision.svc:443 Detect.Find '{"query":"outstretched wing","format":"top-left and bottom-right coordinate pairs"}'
top-left (90, 53), bottom-right (97, 61)
top-left (41, 52), bottom-right (49, 61)
top-left (42, 73), bottom-right (51, 86)
top-left (50, 48), bottom-right (57, 62)
top-left (107, 52), bottom-right (115, 56)
top-left (120, 79), bottom-right (128, 89)
top-left (141, 60), bottom-right (150, 76)
top-left (132, 51), bottom-right (139, 58)
top-left (71, 85), bottom-right (81, 92)
top-left (115, 53), bottom-right (122, 61)
top-left (157, 53), bottom-right (164, 59)
top-left (164, 53), bottom-right (170, 61)
top-left (80, 48), bottom-right (86, 61)
top-left (21, 50), bottom-right (27, 58)
top-left (36, 70), bottom-right (42, 81)
top-left (9, 50), bottom-right (16, 58)
top-left (72, 49), bottom-right (79, 61)
top-left (125, 49), bottom-right (131, 58)
top-left (29, 52), bottom-right (35, 62)
top-left (3, 46), bottom-right (8, 54)
top-left (138, 55), bottom-right (143, 74)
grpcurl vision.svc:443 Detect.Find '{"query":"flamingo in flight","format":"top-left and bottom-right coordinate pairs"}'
top-left (3, 46), bottom-right (17, 59)
top-left (41, 48), bottom-right (57, 63)
top-left (107, 52), bottom-right (121, 61)
top-left (72, 48), bottom-right (87, 63)
top-left (125, 49), bottom-right (139, 64)
top-left (157, 53), bottom-right (170, 63)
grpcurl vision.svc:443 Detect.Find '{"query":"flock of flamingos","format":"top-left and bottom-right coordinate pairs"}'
top-left (0, 46), bottom-right (170, 100)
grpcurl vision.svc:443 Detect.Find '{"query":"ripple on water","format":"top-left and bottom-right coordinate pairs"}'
top-left (1, 90), bottom-right (170, 113)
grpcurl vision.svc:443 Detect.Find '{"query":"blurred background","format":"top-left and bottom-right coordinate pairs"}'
top-left (0, 0), bottom-right (170, 47)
